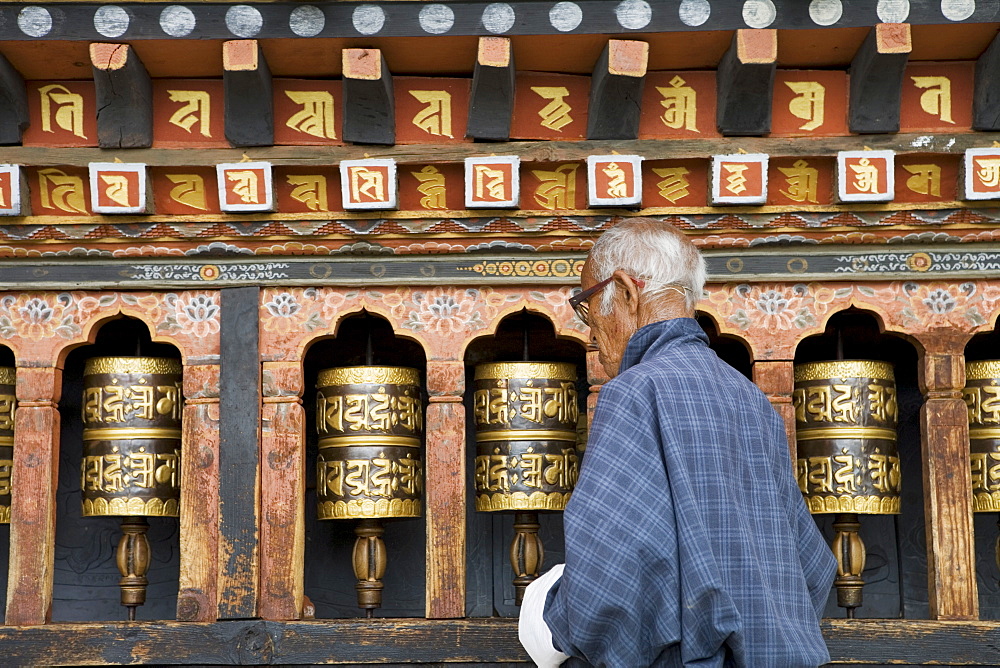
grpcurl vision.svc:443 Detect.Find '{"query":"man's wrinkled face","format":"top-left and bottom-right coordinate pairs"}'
top-left (580, 260), bottom-right (634, 378)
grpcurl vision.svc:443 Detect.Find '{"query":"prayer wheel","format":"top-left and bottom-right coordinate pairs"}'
top-left (0, 367), bottom-right (14, 525)
top-left (81, 356), bottom-right (183, 620)
top-left (793, 360), bottom-right (899, 617)
top-left (964, 361), bottom-right (1000, 579)
top-left (473, 361), bottom-right (581, 605)
top-left (315, 365), bottom-right (424, 614)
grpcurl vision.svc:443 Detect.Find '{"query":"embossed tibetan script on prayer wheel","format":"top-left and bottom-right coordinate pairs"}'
top-left (0, 367), bottom-right (15, 524)
top-left (793, 359), bottom-right (899, 617)
top-left (966, 360), bottom-right (1000, 512)
top-left (82, 356), bottom-right (183, 620)
top-left (473, 361), bottom-right (581, 605)
top-left (315, 365), bottom-right (425, 613)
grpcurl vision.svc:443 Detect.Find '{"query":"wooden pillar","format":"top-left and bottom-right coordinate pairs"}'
top-left (5, 366), bottom-right (61, 626)
top-left (918, 333), bottom-right (977, 620)
top-left (259, 361), bottom-right (305, 620)
top-left (424, 360), bottom-right (465, 618)
top-left (176, 364), bottom-right (221, 622)
top-left (753, 360), bottom-right (796, 461)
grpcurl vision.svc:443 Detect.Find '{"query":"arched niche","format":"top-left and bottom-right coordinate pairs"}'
top-left (963, 323), bottom-right (1000, 618)
top-left (0, 343), bottom-right (13, 624)
top-left (52, 316), bottom-right (182, 622)
top-left (463, 310), bottom-right (587, 618)
top-left (793, 308), bottom-right (925, 620)
top-left (697, 313), bottom-right (753, 380)
top-left (301, 311), bottom-right (427, 619)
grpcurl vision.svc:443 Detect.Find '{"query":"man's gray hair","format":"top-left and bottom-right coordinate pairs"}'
top-left (588, 218), bottom-right (706, 314)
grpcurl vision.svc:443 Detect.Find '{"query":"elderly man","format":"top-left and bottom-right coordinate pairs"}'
top-left (519, 218), bottom-right (835, 667)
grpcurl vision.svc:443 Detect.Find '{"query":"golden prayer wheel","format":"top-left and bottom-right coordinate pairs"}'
top-left (81, 356), bottom-right (183, 620)
top-left (793, 359), bottom-right (899, 617)
top-left (0, 367), bottom-right (15, 525)
top-left (315, 365), bottom-right (424, 614)
top-left (964, 360), bottom-right (1000, 580)
top-left (473, 361), bottom-right (581, 604)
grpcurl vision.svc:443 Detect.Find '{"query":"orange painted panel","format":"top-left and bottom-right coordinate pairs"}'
top-left (23, 81), bottom-right (97, 147)
top-left (398, 163), bottom-right (463, 212)
top-left (273, 79), bottom-right (343, 146)
top-left (275, 167), bottom-right (342, 214)
top-left (894, 154), bottom-right (959, 203)
top-left (28, 166), bottom-right (90, 215)
top-left (511, 73), bottom-right (588, 140)
top-left (767, 157), bottom-right (834, 206)
top-left (151, 167), bottom-right (220, 215)
top-left (394, 77), bottom-right (470, 144)
top-left (771, 70), bottom-right (848, 137)
top-left (152, 79), bottom-right (226, 148)
top-left (639, 71), bottom-right (718, 139)
top-left (523, 162), bottom-right (586, 211)
top-left (641, 159), bottom-right (708, 207)
top-left (900, 62), bottom-right (974, 133)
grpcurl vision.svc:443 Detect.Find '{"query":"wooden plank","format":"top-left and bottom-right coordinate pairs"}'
top-left (0, 52), bottom-right (28, 145)
top-left (223, 40), bottom-right (274, 148)
top-left (5, 366), bottom-right (61, 626)
top-left (424, 361), bottom-right (466, 618)
top-left (716, 29), bottom-right (776, 136)
top-left (342, 48), bottom-right (395, 146)
top-left (587, 39), bottom-right (648, 140)
top-left (974, 31), bottom-right (1000, 131)
top-left (3, 130), bottom-right (1000, 167)
top-left (217, 286), bottom-right (261, 620)
top-left (258, 361), bottom-right (304, 621)
top-left (849, 23), bottom-right (911, 134)
top-left (917, 335), bottom-right (978, 620)
top-left (177, 364), bottom-right (221, 622)
top-left (90, 43), bottom-right (152, 149)
top-left (466, 37), bottom-right (514, 141)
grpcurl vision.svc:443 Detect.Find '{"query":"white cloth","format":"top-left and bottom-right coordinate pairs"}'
top-left (518, 564), bottom-right (570, 668)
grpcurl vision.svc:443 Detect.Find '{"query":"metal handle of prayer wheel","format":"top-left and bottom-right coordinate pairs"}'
top-left (511, 511), bottom-right (543, 606)
top-left (353, 519), bottom-right (387, 616)
top-left (831, 513), bottom-right (865, 617)
top-left (117, 517), bottom-right (151, 621)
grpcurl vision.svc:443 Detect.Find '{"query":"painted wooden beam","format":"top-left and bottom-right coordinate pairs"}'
top-left (716, 29), bottom-right (776, 136)
top-left (974, 30), bottom-right (1000, 131)
top-left (0, 53), bottom-right (27, 146)
top-left (223, 40), bottom-right (273, 148)
top-left (849, 23), bottom-right (911, 134)
top-left (466, 37), bottom-right (514, 141)
top-left (587, 39), bottom-right (648, 140)
top-left (342, 48), bottom-right (395, 145)
top-left (90, 43), bottom-right (152, 149)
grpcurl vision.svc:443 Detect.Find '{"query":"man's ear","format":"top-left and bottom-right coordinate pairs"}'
top-left (611, 269), bottom-right (640, 317)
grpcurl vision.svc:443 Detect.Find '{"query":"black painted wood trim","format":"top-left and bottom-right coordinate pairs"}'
top-left (974, 31), bottom-right (1000, 132)
top-left (218, 286), bottom-right (261, 620)
top-left (342, 50), bottom-right (395, 146)
top-left (223, 41), bottom-right (274, 148)
top-left (849, 26), bottom-right (910, 134)
top-left (466, 39), bottom-right (514, 142)
top-left (0, 53), bottom-right (28, 146)
top-left (716, 32), bottom-right (775, 136)
top-left (586, 41), bottom-right (645, 141)
top-left (92, 45), bottom-right (153, 149)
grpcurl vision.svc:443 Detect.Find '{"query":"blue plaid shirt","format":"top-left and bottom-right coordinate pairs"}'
top-left (544, 318), bottom-right (835, 667)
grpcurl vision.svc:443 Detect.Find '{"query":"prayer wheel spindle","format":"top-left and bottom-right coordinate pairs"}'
top-left (473, 362), bottom-right (581, 605)
top-left (315, 366), bottom-right (424, 616)
top-left (964, 361), bottom-right (1000, 580)
top-left (793, 360), bottom-right (899, 618)
top-left (81, 357), bottom-right (183, 621)
top-left (0, 367), bottom-right (15, 525)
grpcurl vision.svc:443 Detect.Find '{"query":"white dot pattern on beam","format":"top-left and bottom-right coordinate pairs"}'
top-left (352, 5), bottom-right (385, 35)
top-left (616, 0), bottom-right (651, 29)
top-left (482, 3), bottom-right (515, 34)
top-left (941, 0), bottom-right (975, 21)
top-left (877, 0), bottom-right (910, 22)
top-left (226, 5), bottom-right (263, 38)
top-left (289, 5), bottom-right (324, 37)
top-left (809, 0), bottom-right (843, 25)
top-left (159, 5), bottom-right (195, 37)
top-left (18, 6), bottom-right (52, 37)
top-left (550, 2), bottom-right (583, 31)
top-left (678, 0), bottom-right (710, 27)
top-left (743, 0), bottom-right (776, 28)
top-left (94, 5), bottom-right (129, 38)
top-left (419, 4), bottom-right (454, 34)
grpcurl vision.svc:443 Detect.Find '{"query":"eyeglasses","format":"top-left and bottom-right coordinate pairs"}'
top-left (569, 277), bottom-right (690, 326)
